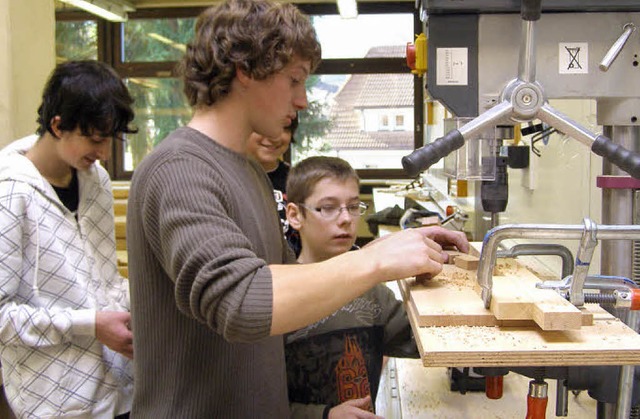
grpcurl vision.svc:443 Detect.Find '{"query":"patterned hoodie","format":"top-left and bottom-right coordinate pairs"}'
top-left (0, 136), bottom-right (132, 418)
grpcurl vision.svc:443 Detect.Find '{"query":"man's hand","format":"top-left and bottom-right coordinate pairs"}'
top-left (362, 226), bottom-right (470, 282)
top-left (96, 311), bottom-right (133, 359)
top-left (328, 396), bottom-right (383, 419)
top-left (424, 225), bottom-right (470, 259)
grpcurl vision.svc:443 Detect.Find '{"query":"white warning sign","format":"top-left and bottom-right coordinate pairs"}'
top-left (436, 48), bottom-right (468, 86)
top-left (559, 42), bottom-right (588, 74)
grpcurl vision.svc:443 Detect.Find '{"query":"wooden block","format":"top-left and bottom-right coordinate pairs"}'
top-left (400, 276), bottom-right (640, 367)
top-left (112, 181), bottom-right (130, 199)
top-left (490, 274), bottom-right (585, 330)
top-left (398, 242), bottom-right (640, 367)
top-left (116, 238), bottom-right (127, 251)
top-left (444, 249), bottom-right (462, 265)
top-left (115, 215), bottom-right (126, 239)
top-left (118, 266), bottom-right (128, 278)
top-left (112, 188), bottom-right (129, 200)
top-left (114, 199), bottom-right (127, 217)
top-left (469, 242), bottom-right (482, 257)
top-left (580, 306), bottom-right (594, 326)
top-left (403, 255), bottom-right (591, 331)
top-left (454, 254), bottom-right (479, 270)
top-left (116, 250), bottom-right (128, 266)
top-left (400, 266), bottom-right (498, 327)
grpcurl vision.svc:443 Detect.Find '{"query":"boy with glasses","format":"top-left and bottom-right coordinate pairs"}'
top-left (285, 156), bottom-right (464, 418)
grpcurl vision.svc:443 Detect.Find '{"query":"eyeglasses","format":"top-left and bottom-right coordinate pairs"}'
top-left (298, 202), bottom-right (368, 220)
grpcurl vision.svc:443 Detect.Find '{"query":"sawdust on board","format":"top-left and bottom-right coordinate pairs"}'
top-left (411, 258), bottom-right (527, 292)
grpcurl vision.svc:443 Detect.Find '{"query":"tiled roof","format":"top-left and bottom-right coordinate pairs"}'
top-left (324, 55), bottom-right (414, 151)
top-left (366, 45), bottom-right (406, 58)
top-left (354, 74), bottom-right (414, 109)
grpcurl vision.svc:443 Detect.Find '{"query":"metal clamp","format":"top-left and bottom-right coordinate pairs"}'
top-left (477, 219), bottom-right (640, 309)
top-left (568, 219), bottom-right (598, 306)
top-left (496, 243), bottom-right (574, 279)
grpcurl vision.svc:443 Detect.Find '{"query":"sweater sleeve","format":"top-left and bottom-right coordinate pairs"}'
top-left (138, 154), bottom-right (276, 343)
top-left (0, 195), bottom-right (97, 348)
top-left (378, 286), bottom-right (420, 359)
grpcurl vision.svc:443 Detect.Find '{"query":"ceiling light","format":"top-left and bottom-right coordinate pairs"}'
top-left (337, 0), bottom-right (358, 19)
top-left (58, 0), bottom-right (134, 22)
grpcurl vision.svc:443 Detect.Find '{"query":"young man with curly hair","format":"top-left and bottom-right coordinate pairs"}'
top-left (126, 0), bottom-right (469, 416)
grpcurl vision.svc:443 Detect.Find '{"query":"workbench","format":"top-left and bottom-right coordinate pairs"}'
top-left (371, 188), bottom-right (640, 417)
top-left (399, 261), bottom-right (640, 367)
top-left (375, 279), bottom-right (601, 418)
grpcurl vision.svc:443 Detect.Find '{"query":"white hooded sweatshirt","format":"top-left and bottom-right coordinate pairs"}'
top-left (0, 136), bottom-right (132, 418)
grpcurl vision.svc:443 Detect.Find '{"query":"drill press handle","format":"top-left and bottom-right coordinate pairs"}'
top-left (592, 135), bottom-right (640, 179)
top-left (402, 100), bottom-right (513, 177)
top-left (401, 130), bottom-right (464, 177)
top-left (537, 103), bottom-right (640, 179)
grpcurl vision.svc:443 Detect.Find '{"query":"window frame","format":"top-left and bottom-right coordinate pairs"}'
top-left (395, 114), bottom-right (406, 129)
top-left (56, 2), bottom-right (423, 181)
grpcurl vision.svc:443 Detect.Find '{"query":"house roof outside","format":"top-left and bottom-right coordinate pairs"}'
top-left (323, 45), bottom-right (415, 151)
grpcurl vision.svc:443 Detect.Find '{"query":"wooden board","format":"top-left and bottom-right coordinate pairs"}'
top-left (405, 298), bottom-right (640, 367)
top-left (115, 215), bottom-right (127, 239)
top-left (401, 261), bottom-right (589, 330)
top-left (399, 258), bottom-right (640, 366)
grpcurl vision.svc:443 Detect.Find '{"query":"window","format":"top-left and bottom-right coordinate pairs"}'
top-left (122, 17), bottom-right (195, 62)
top-left (55, 3), bottom-right (422, 180)
top-left (55, 20), bottom-right (98, 61)
top-left (124, 77), bottom-right (191, 171)
top-left (292, 5), bottom-right (420, 176)
top-left (380, 115), bottom-right (390, 130)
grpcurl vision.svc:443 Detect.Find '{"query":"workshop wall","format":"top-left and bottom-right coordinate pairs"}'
top-left (0, 0), bottom-right (55, 147)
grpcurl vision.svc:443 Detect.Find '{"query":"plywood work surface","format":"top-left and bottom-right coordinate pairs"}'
top-left (399, 263), bottom-right (640, 367)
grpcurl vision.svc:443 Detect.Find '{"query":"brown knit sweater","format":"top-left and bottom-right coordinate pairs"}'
top-left (127, 127), bottom-right (295, 418)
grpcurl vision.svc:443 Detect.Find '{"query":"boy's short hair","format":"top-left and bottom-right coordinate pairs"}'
top-left (180, 0), bottom-right (322, 108)
top-left (36, 60), bottom-right (137, 138)
top-left (287, 156), bottom-right (360, 207)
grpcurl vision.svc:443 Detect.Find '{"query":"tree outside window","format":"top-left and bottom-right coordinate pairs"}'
top-left (55, 4), bottom-right (419, 179)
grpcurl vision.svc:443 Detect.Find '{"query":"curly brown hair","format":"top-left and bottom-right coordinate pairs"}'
top-left (179, 0), bottom-right (322, 108)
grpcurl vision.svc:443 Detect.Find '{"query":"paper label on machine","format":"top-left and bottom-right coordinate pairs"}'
top-left (558, 42), bottom-right (588, 74)
top-left (436, 48), bottom-right (468, 86)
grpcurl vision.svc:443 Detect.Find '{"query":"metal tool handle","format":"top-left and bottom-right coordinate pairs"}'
top-left (401, 130), bottom-right (464, 177)
top-left (526, 380), bottom-right (548, 419)
top-left (599, 23), bottom-right (636, 72)
top-left (538, 104), bottom-right (640, 179)
top-left (592, 135), bottom-right (640, 179)
top-left (402, 100), bottom-right (513, 177)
